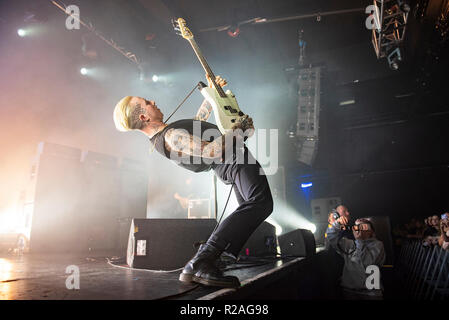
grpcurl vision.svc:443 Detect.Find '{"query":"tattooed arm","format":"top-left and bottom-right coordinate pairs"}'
top-left (194, 100), bottom-right (213, 121)
top-left (164, 127), bottom-right (248, 161)
top-left (193, 75), bottom-right (227, 122)
top-left (164, 128), bottom-right (225, 159)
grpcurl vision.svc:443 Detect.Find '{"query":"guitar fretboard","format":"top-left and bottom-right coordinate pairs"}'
top-left (188, 39), bottom-right (227, 98)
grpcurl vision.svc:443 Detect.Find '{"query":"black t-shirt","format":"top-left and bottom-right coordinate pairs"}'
top-left (150, 119), bottom-right (222, 173)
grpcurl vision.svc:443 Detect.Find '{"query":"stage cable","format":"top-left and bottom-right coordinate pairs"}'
top-left (212, 182), bottom-right (234, 234)
top-left (106, 257), bottom-right (183, 273)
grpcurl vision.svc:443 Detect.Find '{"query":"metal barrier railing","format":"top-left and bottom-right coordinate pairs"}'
top-left (397, 240), bottom-right (449, 300)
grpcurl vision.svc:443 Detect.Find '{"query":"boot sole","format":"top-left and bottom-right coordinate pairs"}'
top-left (179, 272), bottom-right (194, 283)
top-left (192, 275), bottom-right (240, 288)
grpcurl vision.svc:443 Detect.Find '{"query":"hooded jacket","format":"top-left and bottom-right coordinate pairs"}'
top-left (326, 221), bottom-right (385, 295)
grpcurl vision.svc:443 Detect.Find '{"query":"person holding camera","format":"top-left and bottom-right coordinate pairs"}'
top-left (324, 205), bottom-right (355, 296)
top-left (438, 215), bottom-right (449, 250)
top-left (325, 205), bottom-right (354, 247)
top-left (326, 215), bottom-right (386, 300)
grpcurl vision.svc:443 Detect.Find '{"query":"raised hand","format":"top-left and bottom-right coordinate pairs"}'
top-left (232, 116), bottom-right (255, 138)
top-left (337, 216), bottom-right (349, 226)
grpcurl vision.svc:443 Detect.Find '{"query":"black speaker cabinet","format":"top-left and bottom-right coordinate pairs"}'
top-left (82, 151), bottom-right (120, 251)
top-left (127, 219), bottom-right (216, 270)
top-left (239, 221), bottom-right (277, 257)
top-left (30, 142), bottom-right (84, 252)
top-left (279, 229), bottom-right (316, 258)
top-left (29, 142), bottom-right (149, 253)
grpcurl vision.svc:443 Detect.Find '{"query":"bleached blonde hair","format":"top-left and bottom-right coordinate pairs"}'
top-left (113, 96), bottom-right (147, 131)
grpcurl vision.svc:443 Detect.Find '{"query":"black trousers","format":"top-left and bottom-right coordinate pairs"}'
top-left (208, 151), bottom-right (273, 257)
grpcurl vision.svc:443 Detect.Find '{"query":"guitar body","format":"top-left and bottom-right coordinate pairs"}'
top-left (199, 86), bottom-right (247, 134)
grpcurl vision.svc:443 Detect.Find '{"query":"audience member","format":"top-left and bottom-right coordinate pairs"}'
top-left (438, 216), bottom-right (449, 250)
top-left (326, 216), bottom-right (385, 300)
top-left (393, 212), bottom-right (448, 249)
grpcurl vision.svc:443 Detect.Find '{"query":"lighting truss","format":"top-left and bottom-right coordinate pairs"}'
top-left (371, 0), bottom-right (409, 62)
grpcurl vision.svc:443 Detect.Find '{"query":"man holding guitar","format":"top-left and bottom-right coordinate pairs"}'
top-left (112, 18), bottom-right (273, 288)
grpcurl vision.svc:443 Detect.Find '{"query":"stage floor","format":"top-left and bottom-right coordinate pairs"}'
top-left (0, 253), bottom-right (302, 300)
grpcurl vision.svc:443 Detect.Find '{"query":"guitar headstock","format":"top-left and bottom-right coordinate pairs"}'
top-left (172, 18), bottom-right (193, 40)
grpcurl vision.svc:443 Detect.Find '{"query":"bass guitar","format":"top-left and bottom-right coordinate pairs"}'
top-left (173, 17), bottom-right (249, 135)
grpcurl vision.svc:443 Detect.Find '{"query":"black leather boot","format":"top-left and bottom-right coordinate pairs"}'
top-left (179, 243), bottom-right (240, 288)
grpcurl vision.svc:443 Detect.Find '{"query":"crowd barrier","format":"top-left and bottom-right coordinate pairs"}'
top-left (396, 240), bottom-right (449, 300)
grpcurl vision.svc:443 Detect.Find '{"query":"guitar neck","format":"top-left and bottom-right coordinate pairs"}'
top-left (188, 38), bottom-right (226, 98)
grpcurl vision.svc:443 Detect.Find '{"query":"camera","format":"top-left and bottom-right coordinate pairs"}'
top-left (331, 209), bottom-right (340, 220)
top-left (331, 209), bottom-right (352, 230)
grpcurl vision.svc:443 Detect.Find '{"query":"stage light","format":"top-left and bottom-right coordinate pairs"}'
top-left (308, 223), bottom-right (317, 234)
top-left (0, 258), bottom-right (12, 282)
top-left (339, 99), bottom-right (356, 106)
top-left (0, 207), bottom-right (20, 233)
top-left (17, 29), bottom-right (26, 37)
top-left (397, 0), bottom-right (411, 13)
top-left (301, 182), bottom-right (313, 189)
top-left (387, 47), bottom-right (402, 70)
top-left (80, 67), bottom-right (88, 75)
top-left (152, 75), bottom-right (159, 82)
top-left (269, 201), bottom-right (317, 237)
top-left (287, 125), bottom-right (296, 138)
top-left (227, 26), bottom-right (240, 38)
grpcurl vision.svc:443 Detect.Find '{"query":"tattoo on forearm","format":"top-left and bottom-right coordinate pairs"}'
top-left (163, 127), bottom-right (246, 161)
top-left (194, 100), bottom-right (212, 121)
top-left (164, 128), bottom-right (222, 159)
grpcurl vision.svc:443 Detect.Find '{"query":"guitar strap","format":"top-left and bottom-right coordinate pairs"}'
top-left (149, 82), bottom-right (201, 153)
top-left (163, 82), bottom-right (202, 124)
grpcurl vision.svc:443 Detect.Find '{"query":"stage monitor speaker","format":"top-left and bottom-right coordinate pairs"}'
top-left (278, 229), bottom-right (316, 258)
top-left (239, 221), bottom-right (277, 257)
top-left (127, 218), bottom-right (216, 270)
